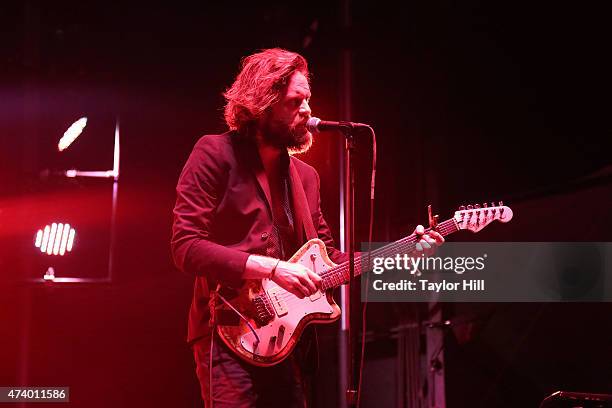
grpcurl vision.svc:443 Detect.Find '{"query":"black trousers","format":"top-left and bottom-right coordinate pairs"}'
top-left (192, 333), bottom-right (312, 408)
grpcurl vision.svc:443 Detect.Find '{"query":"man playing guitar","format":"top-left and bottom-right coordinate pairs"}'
top-left (171, 48), bottom-right (443, 407)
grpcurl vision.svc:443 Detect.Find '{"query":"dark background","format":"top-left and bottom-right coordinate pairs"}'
top-left (1, 1), bottom-right (611, 407)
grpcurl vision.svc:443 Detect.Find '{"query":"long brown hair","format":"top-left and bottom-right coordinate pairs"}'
top-left (224, 48), bottom-right (309, 133)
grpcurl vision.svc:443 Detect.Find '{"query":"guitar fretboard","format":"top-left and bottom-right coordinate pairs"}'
top-left (319, 218), bottom-right (459, 290)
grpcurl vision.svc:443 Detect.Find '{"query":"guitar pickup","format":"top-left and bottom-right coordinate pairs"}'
top-left (267, 287), bottom-right (288, 317)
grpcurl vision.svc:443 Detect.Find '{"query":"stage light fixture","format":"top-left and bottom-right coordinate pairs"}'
top-left (58, 117), bottom-right (88, 152)
top-left (34, 223), bottom-right (76, 256)
top-left (31, 117), bottom-right (120, 284)
top-left (32, 117), bottom-right (120, 283)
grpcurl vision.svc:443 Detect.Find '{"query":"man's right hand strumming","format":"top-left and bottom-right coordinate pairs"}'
top-left (245, 255), bottom-right (321, 299)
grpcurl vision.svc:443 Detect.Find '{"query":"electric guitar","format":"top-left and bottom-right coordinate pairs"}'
top-left (215, 203), bottom-right (513, 366)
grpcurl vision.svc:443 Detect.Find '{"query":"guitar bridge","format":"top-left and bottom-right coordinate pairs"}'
top-left (252, 294), bottom-right (274, 326)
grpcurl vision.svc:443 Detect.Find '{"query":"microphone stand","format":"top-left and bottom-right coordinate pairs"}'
top-left (338, 122), bottom-right (358, 407)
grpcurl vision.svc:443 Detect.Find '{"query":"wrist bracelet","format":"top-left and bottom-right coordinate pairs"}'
top-left (270, 259), bottom-right (281, 279)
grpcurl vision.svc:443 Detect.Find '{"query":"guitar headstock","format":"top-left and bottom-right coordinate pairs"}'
top-left (454, 201), bottom-right (513, 233)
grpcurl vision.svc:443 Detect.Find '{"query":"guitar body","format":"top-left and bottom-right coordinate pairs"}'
top-left (216, 238), bottom-right (341, 367)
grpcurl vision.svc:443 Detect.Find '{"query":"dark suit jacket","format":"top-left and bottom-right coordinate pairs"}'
top-left (171, 131), bottom-right (346, 342)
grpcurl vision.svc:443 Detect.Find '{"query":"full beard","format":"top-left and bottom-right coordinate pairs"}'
top-left (261, 119), bottom-right (313, 153)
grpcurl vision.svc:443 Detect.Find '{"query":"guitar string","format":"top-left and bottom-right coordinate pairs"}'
top-left (274, 238), bottom-right (424, 301)
top-left (275, 217), bottom-right (499, 303)
top-left (270, 235), bottom-right (485, 304)
top-left (273, 212), bottom-right (500, 302)
top-left (318, 220), bottom-right (458, 280)
top-left (259, 212), bottom-right (503, 311)
top-left (273, 220), bottom-right (462, 301)
top-left (273, 221), bottom-right (459, 299)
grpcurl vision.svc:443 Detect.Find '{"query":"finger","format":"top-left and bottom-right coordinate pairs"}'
top-left (300, 274), bottom-right (318, 296)
top-left (307, 269), bottom-right (322, 288)
top-left (415, 242), bottom-right (423, 252)
top-left (292, 285), bottom-right (306, 299)
top-left (419, 239), bottom-right (433, 257)
top-left (419, 239), bottom-right (432, 250)
top-left (423, 234), bottom-right (436, 245)
top-left (297, 269), bottom-right (317, 294)
top-left (424, 243), bottom-right (435, 254)
top-left (429, 231), bottom-right (445, 245)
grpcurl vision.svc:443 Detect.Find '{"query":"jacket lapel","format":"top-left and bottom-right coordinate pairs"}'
top-left (237, 134), bottom-right (273, 216)
top-left (254, 162), bottom-right (273, 216)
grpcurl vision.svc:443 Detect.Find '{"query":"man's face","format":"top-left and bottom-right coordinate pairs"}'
top-left (260, 71), bottom-right (312, 150)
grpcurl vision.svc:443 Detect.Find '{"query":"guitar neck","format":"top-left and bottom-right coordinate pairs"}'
top-left (319, 218), bottom-right (459, 291)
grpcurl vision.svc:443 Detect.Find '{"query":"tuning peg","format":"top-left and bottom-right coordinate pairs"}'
top-left (483, 203), bottom-right (488, 208)
top-left (427, 204), bottom-right (439, 230)
top-left (498, 201), bottom-right (504, 207)
top-left (491, 202), bottom-right (496, 207)
top-left (474, 204), bottom-right (481, 209)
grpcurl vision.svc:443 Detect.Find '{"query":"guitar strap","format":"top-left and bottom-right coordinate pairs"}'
top-left (288, 160), bottom-right (318, 243)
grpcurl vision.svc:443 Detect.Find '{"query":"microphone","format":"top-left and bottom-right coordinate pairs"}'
top-left (306, 117), bottom-right (370, 133)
